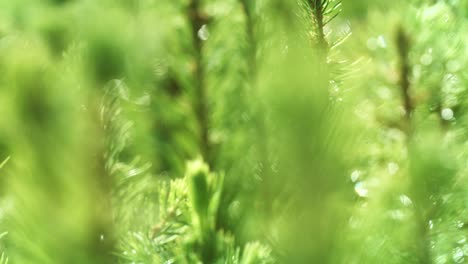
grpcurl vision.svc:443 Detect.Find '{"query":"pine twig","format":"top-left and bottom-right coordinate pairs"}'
top-left (307, 0), bottom-right (339, 50)
top-left (239, 0), bottom-right (275, 217)
top-left (240, 0), bottom-right (257, 79)
top-left (306, 0), bottom-right (343, 89)
top-left (150, 202), bottom-right (181, 239)
top-left (188, 0), bottom-right (212, 165)
top-left (396, 27), bottom-right (434, 264)
top-left (396, 27), bottom-right (413, 125)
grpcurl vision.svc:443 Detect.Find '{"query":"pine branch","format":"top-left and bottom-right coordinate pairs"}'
top-left (188, 0), bottom-right (212, 165)
top-left (239, 0), bottom-right (277, 220)
top-left (308, 0), bottom-right (326, 49)
top-left (307, 0), bottom-right (338, 50)
top-left (396, 27), bottom-right (434, 264)
top-left (396, 27), bottom-right (413, 127)
top-left (240, 0), bottom-right (257, 79)
top-left (306, 0), bottom-right (343, 91)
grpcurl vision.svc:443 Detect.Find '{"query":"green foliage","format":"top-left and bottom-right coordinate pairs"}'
top-left (1, 0), bottom-right (468, 263)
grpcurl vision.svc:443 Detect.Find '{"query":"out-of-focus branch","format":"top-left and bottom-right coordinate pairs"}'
top-left (188, 0), bottom-right (212, 165)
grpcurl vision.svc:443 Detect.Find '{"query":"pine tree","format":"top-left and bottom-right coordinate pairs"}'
top-left (1, 0), bottom-right (468, 263)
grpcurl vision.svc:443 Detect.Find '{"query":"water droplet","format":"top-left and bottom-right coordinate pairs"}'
top-left (377, 35), bottom-right (387, 48)
top-left (387, 162), bottom-right (399, 175)
top-left (421, 53), bottom-right (433, 66)
top-left (453, 247), bottom-right (464, 263)
top-left (354, 182), bottom-right (369, 197)
top-left (429, 220), bottom-right (434, 230)
top-left (330, 80), bottom-right (340, 96)
top-left (197, 25), bottom-right (210, 41)
top-left (441, 108), bottom-right (454, 121)
top-left (350, 170), bottom-right (361, 182)
top-left (100, 234), bottom-right (104, 241)
top-left (400, 195), bottom-right (412, 206)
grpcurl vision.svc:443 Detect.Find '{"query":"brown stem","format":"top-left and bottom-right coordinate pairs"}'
top-left (188, 0), bottom-right (211, 165)
top-left (396, 27), bottom-right (413, 124)
top-left (308, 0), bottom-right (331, 91)
top-left (308, 0), bottom-right (329, 51)
top-left (397, 27), bottom-right (433, 264)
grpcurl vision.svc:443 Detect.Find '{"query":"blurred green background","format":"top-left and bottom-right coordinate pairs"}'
top-left (1, 0), bottom-right (468, 263)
